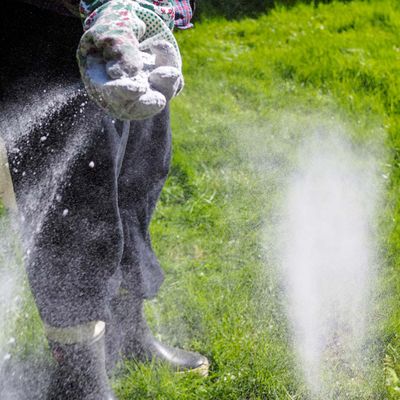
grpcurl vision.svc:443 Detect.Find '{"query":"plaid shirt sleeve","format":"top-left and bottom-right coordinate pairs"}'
top-left (174, 0), bottom-right (193, 30)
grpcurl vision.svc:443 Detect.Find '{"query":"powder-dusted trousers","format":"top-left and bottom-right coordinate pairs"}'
top-left (0, 2), bottom-right (169, 327)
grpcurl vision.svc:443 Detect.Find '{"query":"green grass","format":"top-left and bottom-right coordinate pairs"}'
top-left (115, 1), bottom-right (400, 398)
top-left (2, 0), bottom-right (400, 398)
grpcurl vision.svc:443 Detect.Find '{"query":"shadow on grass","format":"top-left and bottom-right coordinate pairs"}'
top-left (195, 0), bottom-right (354, 21)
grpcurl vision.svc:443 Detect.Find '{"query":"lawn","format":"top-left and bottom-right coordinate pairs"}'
top-left (2, 0), bottom-right (400, 399)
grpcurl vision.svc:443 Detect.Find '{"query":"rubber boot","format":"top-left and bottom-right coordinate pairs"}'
top-left (46, 323), bottom-right (116, 400)
top-left (107, 291), bottom-right (209, 376)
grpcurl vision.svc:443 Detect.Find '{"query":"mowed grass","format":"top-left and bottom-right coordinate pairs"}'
top-left (2, 0), bottom-right (400, 399)
top-left (114, 1), bottom-right (400, 399)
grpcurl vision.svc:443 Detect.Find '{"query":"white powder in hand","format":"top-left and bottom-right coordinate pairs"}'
top-left (84, 46), bottom-right (181, 120)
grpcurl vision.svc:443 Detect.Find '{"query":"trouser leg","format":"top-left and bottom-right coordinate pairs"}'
top-left (1, 2), bottom-right (123, 328)
top-left (6, 96), bottom-right (125, 327)
top-left (2, 1), bottom-right (172, 326)
top-left (5, 93), bottom-right (171, 327)
top-left (105, 109), bottom-right (171, 369)
top-left (117, 107), bottom-right (171, 300)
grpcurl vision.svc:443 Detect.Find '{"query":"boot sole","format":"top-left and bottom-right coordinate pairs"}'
top-left (176, 360), bottom-right (210, 377)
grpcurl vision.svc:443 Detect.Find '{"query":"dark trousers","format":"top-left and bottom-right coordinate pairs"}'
top-left (0, 2), bottom-right (169, 327)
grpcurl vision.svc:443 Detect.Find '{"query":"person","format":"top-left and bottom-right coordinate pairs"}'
top-left (0, 1), bottom-right (208, 399)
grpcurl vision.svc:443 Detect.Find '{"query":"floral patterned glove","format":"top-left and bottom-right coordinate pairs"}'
top-left (77, 0), bottom-right (183, 120)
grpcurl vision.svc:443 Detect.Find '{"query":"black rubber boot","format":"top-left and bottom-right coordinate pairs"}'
top-left (107, 291), bottom-right (209, 376)
top-left (47, 331), bottom-right (116, 400)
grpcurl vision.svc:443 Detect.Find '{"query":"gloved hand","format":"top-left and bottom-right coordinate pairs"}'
top-left (77, 0), bottom-right (183, 120)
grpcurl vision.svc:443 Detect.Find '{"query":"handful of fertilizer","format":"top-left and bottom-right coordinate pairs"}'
top-left (84, 40), bottom-right (183, 120)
